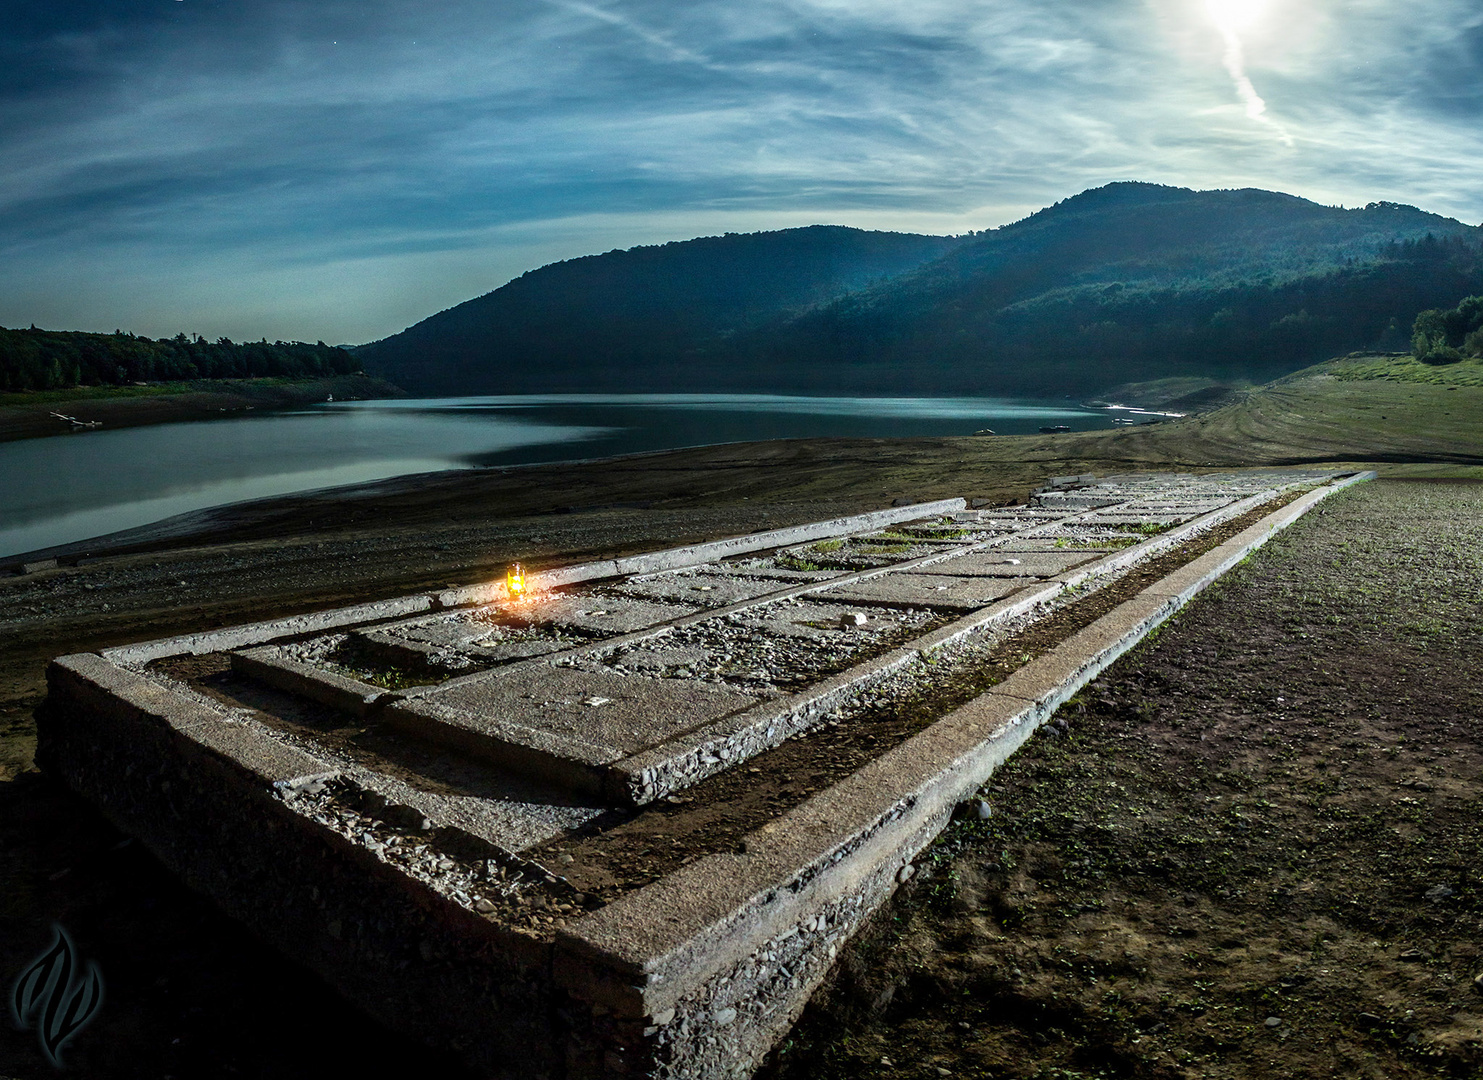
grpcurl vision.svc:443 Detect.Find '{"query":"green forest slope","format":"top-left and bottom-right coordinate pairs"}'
top-left (356, 225), bottom-right (961, 395)
top-left (359, 184), bottom-right (1483, 398)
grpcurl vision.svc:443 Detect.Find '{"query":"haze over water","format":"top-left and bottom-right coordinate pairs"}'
top-left (0, 394), bottom-right (1114, 558)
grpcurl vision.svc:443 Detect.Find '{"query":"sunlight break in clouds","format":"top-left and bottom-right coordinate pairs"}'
top-left (1204, 0), bottom-right (1294, 144)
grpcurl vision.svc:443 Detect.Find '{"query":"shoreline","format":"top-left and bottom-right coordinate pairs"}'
top-left (0, 373), bottom-right (406, 443)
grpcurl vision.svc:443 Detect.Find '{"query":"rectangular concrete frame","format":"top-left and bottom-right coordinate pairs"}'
top-left (34, 477), bottom-right (1370, 1079)
top-left (551, 471), bottom-right (1373, 1077)
top-left (196, 476), bottom-right (1321, 809)
top-left (95, 499), bottom-right (968, 668)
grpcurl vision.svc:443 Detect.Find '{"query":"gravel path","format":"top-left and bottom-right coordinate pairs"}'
top-left (764, 479), bottom-right (1483, 1080)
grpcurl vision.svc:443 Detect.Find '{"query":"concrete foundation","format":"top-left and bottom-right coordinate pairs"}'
top-left (37, 474), bottom-right (1372, 1078)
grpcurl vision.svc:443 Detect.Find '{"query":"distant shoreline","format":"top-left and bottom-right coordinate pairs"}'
top-left (0, 374), bottom-right (406, 443)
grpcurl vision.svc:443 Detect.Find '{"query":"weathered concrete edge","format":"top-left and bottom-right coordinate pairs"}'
top-left (434, 499), bottom-right (968, 607)
top-left (47, 652), bottom-right (340, 790)
top-left (380, 696), bottom-right (621, 798)
top-left (231, 646), bottom-right (386, 720)
top-left (94, 498), bottom-right (965, 667)
top-left (553, 471), bottom-right (1373, 1017)
top-left (101, 595), bottom-right (436, 666)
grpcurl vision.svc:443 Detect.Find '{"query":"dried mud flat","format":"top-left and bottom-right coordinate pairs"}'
top-left (763, 479), bottom-right (1483, 1080)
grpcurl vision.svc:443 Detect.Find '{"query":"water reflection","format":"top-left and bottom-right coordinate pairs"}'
top-left (0, 394), bottom-right (1110, 558)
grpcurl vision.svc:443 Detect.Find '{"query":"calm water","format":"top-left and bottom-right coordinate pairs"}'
top-left (0, 394), bottom-right (1118, 558)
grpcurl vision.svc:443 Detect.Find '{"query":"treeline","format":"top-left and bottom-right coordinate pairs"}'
top-left (0, 326), bottom-right (358, 392)
top-left (1412, 291), bottom-right (1483, 363)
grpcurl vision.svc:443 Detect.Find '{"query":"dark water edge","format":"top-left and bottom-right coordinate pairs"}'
top-left (0, 393), bottom-right (1131, 559)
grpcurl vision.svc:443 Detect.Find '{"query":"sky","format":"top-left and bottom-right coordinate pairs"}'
top-left (2, 0), bottom-right (1481, 345)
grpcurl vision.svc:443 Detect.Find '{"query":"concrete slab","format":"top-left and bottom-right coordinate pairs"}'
top-left (609, 569), bottom-right (802, 608)
top-left (401, 664), bottom-right (762, 761)
top-left (731, 599), bottom-right (932, 641)
top-left (817, 573), bottom-right (1031, 611)
top-left (503, 594), bottom-right (702, 636)
top-left (913, 550), bottom-right (1103, 578)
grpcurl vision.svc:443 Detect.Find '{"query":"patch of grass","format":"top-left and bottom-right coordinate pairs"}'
top-left (1326, 354), bottom-right (1483, 387)
top-left (854, 541), bottom-right (913, 555)
top-left (342, 665), bottom-right (440, 690)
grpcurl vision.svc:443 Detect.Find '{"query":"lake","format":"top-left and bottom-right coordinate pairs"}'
top-left (0, 393), bottom-right (1123, 559)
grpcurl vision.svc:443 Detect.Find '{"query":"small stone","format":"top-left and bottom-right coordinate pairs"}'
top-left (1398, 948), bottom-right (1428, 962)
top-left (713, 1007), bottom-right (737, 1025)
top-left (839, 612), bottom-right (869, 629)
top-left (880, 1057), bottom-right (893, 1067)
top-left (558, 853), bottom-right (575, 865)
top-left (1358, 1012), bottom-right (1384, 1025)
top-left (1472, 972), bottom-right (1483, 994)
top-left (937, 1068), bottom-right (953, 1076)
top-left (474, 898), bottom-right (497, 914)
top-left (1264, 1016), bottom-right (1282, 1028)
top-left (976, 800), bottom-right (993, 820)
top-left (1424, 884), bottom-right (1454, 902)
top-left (650, 1008), bottom-right (676, 1027)
top-left (897, 864), bottom-right (915, 883)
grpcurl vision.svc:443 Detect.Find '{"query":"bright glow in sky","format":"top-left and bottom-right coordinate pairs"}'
top-left (1205, 0), bottom-right (1271, 33)
top-left (0, 0), bottom-right (1480, 344)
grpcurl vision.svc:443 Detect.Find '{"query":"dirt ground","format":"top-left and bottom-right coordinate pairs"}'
top-left (763, 479), bottom-right (1483, 1080)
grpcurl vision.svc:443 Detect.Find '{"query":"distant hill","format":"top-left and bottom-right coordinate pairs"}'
top-left (358, 184), bottom-right (1483, 397)
top-left (356, 226), bottom-right (961, 394)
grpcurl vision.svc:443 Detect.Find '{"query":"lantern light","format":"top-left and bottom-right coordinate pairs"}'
top-left (506, 563), bottom-right (527, 599)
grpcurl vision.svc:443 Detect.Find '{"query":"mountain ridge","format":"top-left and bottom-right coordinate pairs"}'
top-left (357, 184), bottom-right (1483, 397)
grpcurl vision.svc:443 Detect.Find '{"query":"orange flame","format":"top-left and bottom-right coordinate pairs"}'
top-left (506, 563), bottom-right (527, 599)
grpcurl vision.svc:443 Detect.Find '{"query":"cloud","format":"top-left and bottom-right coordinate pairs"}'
top-left (0, 0), bottom-right (1480, 343)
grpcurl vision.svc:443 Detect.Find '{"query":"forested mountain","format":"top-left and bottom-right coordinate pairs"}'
top-left (0, 326), bottom-right (356, 392)
top-left (356, 226), bottom-right (961, 394)
top-left (728, 184), bottom-right (1483, 394)
top-left (358, 184), bottom-right (1483, 397)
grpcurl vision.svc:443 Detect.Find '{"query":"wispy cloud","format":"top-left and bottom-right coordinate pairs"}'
top-left (0, 0), bottom-right (1479, 342)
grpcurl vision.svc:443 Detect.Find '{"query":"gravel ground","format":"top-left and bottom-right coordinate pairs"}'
top-left (763, 479), bottom-right (1483, 1080)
